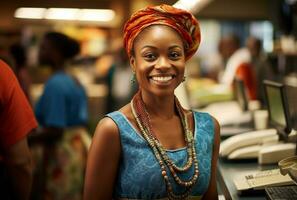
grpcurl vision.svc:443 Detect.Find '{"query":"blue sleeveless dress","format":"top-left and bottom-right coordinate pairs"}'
top-left (106, 111), bottom-right (215, 199)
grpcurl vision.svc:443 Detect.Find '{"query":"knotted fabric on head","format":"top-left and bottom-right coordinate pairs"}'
top-left (123, 4), bottom-right (201, 61)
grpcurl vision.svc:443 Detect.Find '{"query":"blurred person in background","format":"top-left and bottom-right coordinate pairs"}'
top-left (0, 60), bottom-right (37, 200)
top-left (220, 33), bottom-right (257, 100)
top-left (218, 33), bottom-right (242, 83)
top-left (84, 4), bottom-right (220, 200)
top-left (31, 32), bottom-right (90, 200)
top-left (9, 43), bottom-right (32, 103)
top-left (246, 36), bottom-right (275, 103)
top-left (106, 47), bottom-right (138, 112)
top-left (202, 34), bottom-right (241, 82)
top-left (219, 34), bottom-right (241, 66)
top-left (0, 44), bottom-right (14, 66)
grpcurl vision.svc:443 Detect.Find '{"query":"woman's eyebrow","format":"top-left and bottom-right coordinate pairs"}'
top-left (141, 45), bottom-right (157, 50)
top-left (140, 45), bottom-right (183, 51)
top-left (169, 45), bottom-right (183, 50)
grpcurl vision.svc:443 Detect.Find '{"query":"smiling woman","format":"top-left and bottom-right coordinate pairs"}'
top-left (84, 4), bottom-right (220, 200)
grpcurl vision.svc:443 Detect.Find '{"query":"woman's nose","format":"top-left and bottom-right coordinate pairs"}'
top-left (155, 56), bottom-right (171, 70)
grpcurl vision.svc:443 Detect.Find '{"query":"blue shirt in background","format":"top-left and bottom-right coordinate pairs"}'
top-left (35, 71), bottom-right (88, 128)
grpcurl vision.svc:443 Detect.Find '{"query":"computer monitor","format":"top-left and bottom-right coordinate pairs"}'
top-left (264, 80), bottom-right (292, 141)
top-left (286, 84), bottom-right (297, 131)
top-left (234, 78), bottom-right (249, 112)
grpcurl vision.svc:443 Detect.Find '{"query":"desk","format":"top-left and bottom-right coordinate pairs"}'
top-left (217, 158), bottom-right (276, 200)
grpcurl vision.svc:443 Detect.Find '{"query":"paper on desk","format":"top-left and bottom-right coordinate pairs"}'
top-left (233, 169), bottom-right (294, 191)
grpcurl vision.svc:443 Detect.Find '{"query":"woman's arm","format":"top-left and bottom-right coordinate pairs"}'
top-left (83, 117), bottom-right (121, 200)
top-left (28, 127), bottom-right (63, 145)
top-left (3, 137), bottom-right (33, 200)
top-left (202, 117), bottom-right (220, 200)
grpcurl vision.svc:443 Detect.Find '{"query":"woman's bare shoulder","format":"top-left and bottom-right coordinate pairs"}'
top-left (93, 117), bottom-right (120, 143)
top-left (93, 103), bottom-right (133, 139)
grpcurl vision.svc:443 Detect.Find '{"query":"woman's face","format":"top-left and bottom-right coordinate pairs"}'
top-left (38, 38), bottom-right (59, 67)
top-left (130, 25), bottom-right (185, 97)
top-left (38, 38), bottom-right (52, 65)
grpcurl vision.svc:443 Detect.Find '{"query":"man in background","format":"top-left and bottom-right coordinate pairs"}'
top-left (246, 36), bottom-right (275, 102)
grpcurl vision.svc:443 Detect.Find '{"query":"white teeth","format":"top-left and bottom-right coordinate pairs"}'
top-left (151, 76), bottom-right (173, 82)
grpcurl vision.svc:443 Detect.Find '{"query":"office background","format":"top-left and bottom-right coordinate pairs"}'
top-left (0, 0), bottom-right (296, 200)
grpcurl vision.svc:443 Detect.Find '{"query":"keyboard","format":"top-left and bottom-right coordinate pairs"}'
top-left (233, 168), bottom-right (294, 191)
top-left (265, 185), bottom-right (297, 200)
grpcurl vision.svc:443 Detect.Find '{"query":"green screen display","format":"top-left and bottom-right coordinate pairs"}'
top-left (267, 86), bottom-right (286, 127)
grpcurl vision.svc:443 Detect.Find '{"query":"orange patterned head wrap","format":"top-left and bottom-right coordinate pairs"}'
top-left (123, 4), bottom-right (201, 61)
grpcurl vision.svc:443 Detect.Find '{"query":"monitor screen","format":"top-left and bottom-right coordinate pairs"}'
top-left (234, 78), bottom-right (248, 112)
top-left (264, 80), bottom-right (292, 138)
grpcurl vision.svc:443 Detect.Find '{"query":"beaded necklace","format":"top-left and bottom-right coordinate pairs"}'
top-left (130, 91), bottom-right (199, 200)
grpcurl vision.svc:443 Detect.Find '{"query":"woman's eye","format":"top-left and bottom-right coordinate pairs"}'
top-left (169, 51), bottom-right (181, 60)
top-left (143, 53), bottom-right (156, 61)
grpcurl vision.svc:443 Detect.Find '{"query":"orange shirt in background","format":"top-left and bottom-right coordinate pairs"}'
top-left (0, 59), bottom-right (37, 151)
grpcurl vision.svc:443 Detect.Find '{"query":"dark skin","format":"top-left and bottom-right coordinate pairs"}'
top-left (28, 128), bottom-right (63, 145)
top-left (84, 25), bottom-right (220, 200)
top-left (38, 37), bottom-right (65, 71)
top-left (2, 136), bottom-right (33, 200)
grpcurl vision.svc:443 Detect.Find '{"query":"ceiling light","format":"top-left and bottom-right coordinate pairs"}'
top-left (14, 7), bottom-right (115, 23)
top-left (14, 7), bottom-right (46, 19)
top-left (79, 9), bottom-right (115, 22)
top-left (45, 8), bottom-right (80, 20)
top-left (174, 0), bottom-right (214, 13)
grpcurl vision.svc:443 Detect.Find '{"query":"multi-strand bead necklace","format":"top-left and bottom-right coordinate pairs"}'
top-left (130, 92), bottom-right (199, 200)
